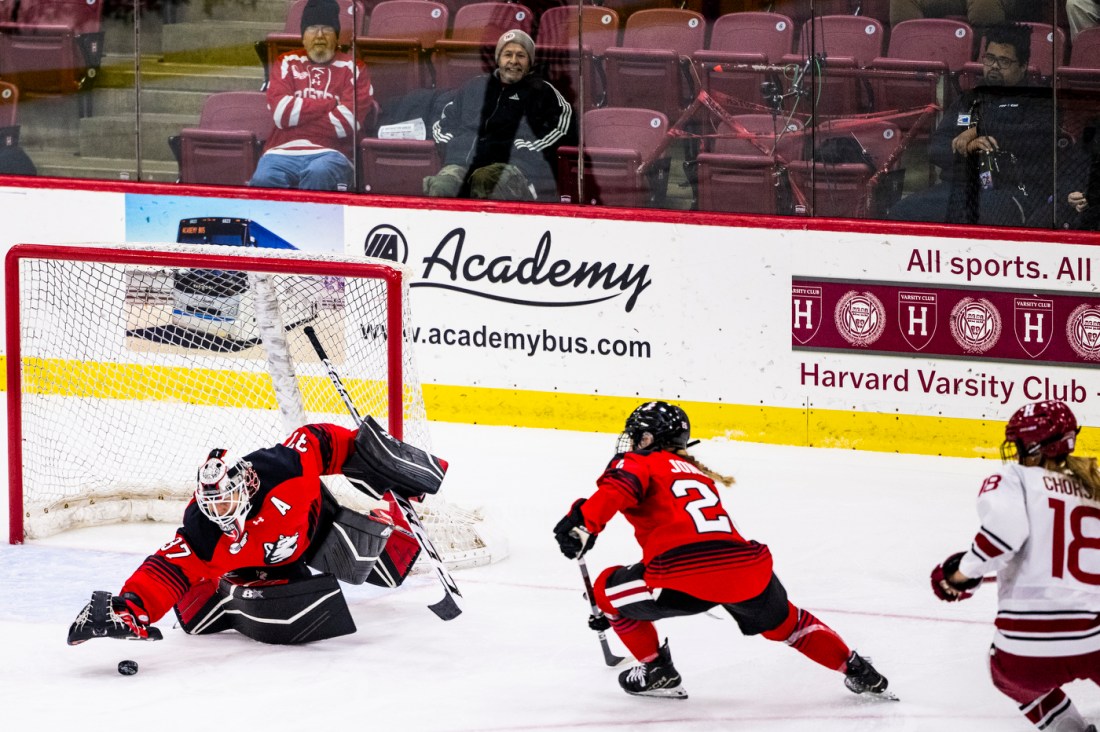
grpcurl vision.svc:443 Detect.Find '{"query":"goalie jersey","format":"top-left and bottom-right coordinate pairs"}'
top-left (958, 462), bottom-right (1100, 657)
top-left (121, 423), bottom-right (359, 623)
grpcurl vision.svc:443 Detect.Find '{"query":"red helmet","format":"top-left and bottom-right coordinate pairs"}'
top-left (1001, 400), bottom-right (1079, 463)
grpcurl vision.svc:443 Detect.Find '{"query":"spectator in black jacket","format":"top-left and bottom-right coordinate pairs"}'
top-left (423, 29), bottom-right (576, 201)
top-left (888, 24), bottom-right (1084, 227)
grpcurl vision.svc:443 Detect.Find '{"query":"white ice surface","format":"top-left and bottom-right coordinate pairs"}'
top-left (3, 421), bottom-right (1098, 731)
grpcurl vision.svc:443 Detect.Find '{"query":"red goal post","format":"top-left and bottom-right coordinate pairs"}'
top-left (5, 242), bottom-right (501, 568)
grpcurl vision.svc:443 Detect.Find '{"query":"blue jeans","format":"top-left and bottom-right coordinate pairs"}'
top-left (249, 151), bottom-right (353, 191)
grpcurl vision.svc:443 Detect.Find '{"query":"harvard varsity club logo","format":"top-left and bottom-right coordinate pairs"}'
top-left (791, 284), bottom-right (822, 344)
top-left (1065, 304), bottom-right (1100, 361)
top-left (949, 297), bottom-right (1001, 354)
top-left (897, 291), bottom-right (937, 351)
top-left (834, 290), bottom-right (885, 347)
top-left (1014, 297), bottom-right (1054, 359)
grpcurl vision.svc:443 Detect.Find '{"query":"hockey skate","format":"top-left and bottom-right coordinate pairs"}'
top-left (618, 641), bottom-right (688, 699)
top-left (843, 651), bottom-right (897, 701)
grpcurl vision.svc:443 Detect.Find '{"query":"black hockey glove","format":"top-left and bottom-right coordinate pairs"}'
top-left (67, 591), bottom-right (163, 645)
top-left (588, 613), bottom-right (611, 632)
top-left (930, 552), bottom-right (982, 602)
top-left (553, 499), bottom-right (597, 560)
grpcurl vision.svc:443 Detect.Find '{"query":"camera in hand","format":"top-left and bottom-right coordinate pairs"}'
top-left (977, 149), bottom-right (1020, 192)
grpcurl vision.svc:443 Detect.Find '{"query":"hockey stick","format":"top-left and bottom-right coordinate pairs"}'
top-left (303, 325), bottom-right (463, 621)
top-left (577, 556), bottom-right (626, 667)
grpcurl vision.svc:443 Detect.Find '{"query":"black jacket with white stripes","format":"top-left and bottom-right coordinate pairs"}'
top-left (432, 69), bottom-right (576, 197)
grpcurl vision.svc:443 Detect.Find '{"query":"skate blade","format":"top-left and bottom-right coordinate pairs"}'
top-left (627, 686), bottom-right (689, 700)
top-left (860, 689), bottom-right (900, 702)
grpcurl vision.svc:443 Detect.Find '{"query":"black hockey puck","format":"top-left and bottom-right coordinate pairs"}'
top-left (118, 660), bottom-right (139, 676)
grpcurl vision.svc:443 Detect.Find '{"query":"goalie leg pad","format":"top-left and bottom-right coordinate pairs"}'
top-left (308, 506), bottom-right (393, 585)
top-left (366, 522), bottom-right (421, 588)
top-left (343, 416), bottom-right (448, 500)
top-left (174, 573), bottom-right (356, 644)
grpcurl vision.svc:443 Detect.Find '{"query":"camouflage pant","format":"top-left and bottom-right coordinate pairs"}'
top-left (468, 163), bottom-right (536, 201)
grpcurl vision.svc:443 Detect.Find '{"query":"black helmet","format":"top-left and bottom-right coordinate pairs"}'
top-left (620, 401), bottom-right (693, 452)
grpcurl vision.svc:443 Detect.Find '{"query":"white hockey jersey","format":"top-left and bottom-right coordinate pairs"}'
top-left (959, 462), bottom-right (1100, 657)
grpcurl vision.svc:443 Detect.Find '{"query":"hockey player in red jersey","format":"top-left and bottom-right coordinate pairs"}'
top-left (68, 420), bottom-right (446, 646)
top-left (554, 401), bottom-right (891, 700)
top-left (932, 400), bottom-right (1100, 732)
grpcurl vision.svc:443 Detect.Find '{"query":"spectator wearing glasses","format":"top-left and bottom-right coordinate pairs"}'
top-left (249, 0), bottom-right (377, 191)
top-left (888, 24), bottom-right (1076, 226)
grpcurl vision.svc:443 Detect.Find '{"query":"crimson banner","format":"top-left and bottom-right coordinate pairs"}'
top-left (792, 277), bottom-right (1100, 366)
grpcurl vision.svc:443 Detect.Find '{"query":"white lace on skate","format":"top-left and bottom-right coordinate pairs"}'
top-left (625, 666), bottom-right (648, 686)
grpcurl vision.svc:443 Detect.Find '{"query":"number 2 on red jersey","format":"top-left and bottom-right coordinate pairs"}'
top-left (671, 479), bottom-right (733, 535)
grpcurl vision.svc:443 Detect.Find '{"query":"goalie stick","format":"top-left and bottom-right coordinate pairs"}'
top-left (577, 556), bottom-right (626, 667)
top-left (303, 325), bottom-right (463, 621)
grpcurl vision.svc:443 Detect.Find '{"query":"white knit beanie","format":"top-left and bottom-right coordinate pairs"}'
top-left (495, 29), bottom-right (535, 63)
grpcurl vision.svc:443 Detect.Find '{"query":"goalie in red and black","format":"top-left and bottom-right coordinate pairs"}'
top-left (68, 419), bottom-right (448, 646)
top-left (554, 401), bottom-right (893, 701)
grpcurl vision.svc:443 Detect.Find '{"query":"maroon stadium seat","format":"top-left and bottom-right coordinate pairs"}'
top-left (695, 113), bottom-right (805, 214)
top-left (358, 138), bottom-right (441, 195)
top-left (557, 106), bottom-right (670, 207)
top-left (693, 12), bottom-right (795, 112)
top-left (536, 5), bottom-right (620, 107)
top-left (603, 9), bottom-right (706, 119)
top-left (0, 0), bottom-right (105, 115)
top-left (432, 2), bottom-right (535, 91)
top-left (354, 0), bottom-right (449, 106)
top-left (176, 91), bottom-right (273, 186)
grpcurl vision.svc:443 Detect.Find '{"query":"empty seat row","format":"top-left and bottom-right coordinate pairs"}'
top-left (0, 0), bottom-right (105, 116)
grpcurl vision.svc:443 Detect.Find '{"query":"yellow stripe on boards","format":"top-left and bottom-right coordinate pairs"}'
top-left (3, 357), bottom-right (1094, 460)
top-left (421, 384), bottom-right (1099, 461)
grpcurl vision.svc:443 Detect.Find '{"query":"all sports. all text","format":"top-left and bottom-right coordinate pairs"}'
top-left (906, 248), bottom-right (1094, 283)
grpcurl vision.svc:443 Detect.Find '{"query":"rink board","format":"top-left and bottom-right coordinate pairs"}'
top-left (0, 183), bottom-right (1098, 458)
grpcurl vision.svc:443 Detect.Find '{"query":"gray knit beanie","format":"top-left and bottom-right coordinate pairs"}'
top-left (495, 29), bottom-right (535, 63)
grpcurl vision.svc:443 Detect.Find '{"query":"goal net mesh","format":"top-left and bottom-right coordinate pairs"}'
top-left (11, 242), bottom-right (501, 569)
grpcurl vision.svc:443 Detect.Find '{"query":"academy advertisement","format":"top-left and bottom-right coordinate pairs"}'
top-left (1, 182), bottom-right (1099, 452)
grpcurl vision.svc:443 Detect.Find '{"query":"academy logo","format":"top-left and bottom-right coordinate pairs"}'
top-left (949, 297), bottom-right (1001, 354)
top-left (1065, 303), bottom-right (1100, 361)
top-left (263, 532), bottom-right (300, 564)
top-left (833, 290), bottom-right (885, 347)
top-left (897, 291), bottom-right (937, 351)
top-left (791, 284), bottom-right (822, 344)
top-left (363, 224), bottom-right (408, 263)
top-left (1014, 297), bottom-right (1053, 358)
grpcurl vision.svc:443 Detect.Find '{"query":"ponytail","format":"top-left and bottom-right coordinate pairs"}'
top-left (674, 449), bottom-right (735, 487)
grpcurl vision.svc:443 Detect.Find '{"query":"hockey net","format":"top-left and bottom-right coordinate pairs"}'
top-left (6, 242), bottom-right (503, 570)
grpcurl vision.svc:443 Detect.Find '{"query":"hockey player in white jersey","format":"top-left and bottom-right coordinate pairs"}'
top-left (931, 400), bottom-right (1099, 732)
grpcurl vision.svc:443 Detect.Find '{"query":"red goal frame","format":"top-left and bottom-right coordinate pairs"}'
top-left (5, 243), bottom-right (408, 544)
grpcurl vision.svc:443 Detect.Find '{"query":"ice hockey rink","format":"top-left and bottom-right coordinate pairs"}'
top-left (3, 418), bottom-right (1098, 731)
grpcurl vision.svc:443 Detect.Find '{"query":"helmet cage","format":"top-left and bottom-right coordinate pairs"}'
top-left (195, 451), bottom-right (259, 538)
top-left (618, 401), bottom-right (692, 453)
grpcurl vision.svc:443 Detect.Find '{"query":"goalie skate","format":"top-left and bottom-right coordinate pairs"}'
top-left (67, 591), bottom-right (163, 645)
top-left (618, 641), bottom-right (688, 700)
top-left (844, 651), bottom-right (897, 701)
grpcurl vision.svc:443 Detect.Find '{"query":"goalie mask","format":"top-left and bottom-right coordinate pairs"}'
top-left (617, 401), bottom-right (696, 453)
top-left (1001, 400), bottom-right (1080, 464)
top-left (195, 449), bottom-right (259, 540)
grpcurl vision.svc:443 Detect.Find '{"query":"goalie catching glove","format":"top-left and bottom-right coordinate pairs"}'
top-left (68, 591), bottom-right (163, 645)
top-left (342, 416), bottom-right (448, 501)
top-left (930, 552), bottom-right (982, 602)
top-left (554, 499), bottom-right (598, 560)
